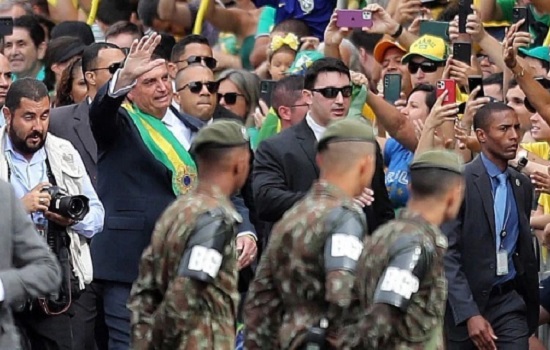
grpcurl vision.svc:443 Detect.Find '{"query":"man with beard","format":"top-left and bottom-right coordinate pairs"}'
top-left (0, 78), bottom-right (104, 349)
top-left (443, 103), bottom-right (539, 350)
top-left (0, 54), bottom-right (12, 128)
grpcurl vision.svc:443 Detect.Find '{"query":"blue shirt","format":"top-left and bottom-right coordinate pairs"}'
top-left (384, 138), bottom-right (413, 208)
top-left (0, 109), bottom-right (5, 128)
top-left (13, 65), bottom-right (45, 82)
top-left (480, 153), bottom-right (519, 285)
top-left (255, 0), bottom-right (336, 39)
top-left (4, 135), bottom-right (104, 238)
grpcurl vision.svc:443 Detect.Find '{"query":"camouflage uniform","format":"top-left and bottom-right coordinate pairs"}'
top-left (128, 120), bottom-right (251, 350)
top-left (244, 181), bottom-right (366, 350)
top-left (340, 149), bottom-right (464, 350)
top-left (128, 188), bottom-right (241, 349)
top-left (342, 209), bottom-right (448, 350)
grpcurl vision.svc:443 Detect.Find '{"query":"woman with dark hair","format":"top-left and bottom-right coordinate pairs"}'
top-left (54, 57), bottom-right (87, 107)
top-left (380, 83), bottom-right (437, 209)
top-left (43, 36), bottom-right (86, 96)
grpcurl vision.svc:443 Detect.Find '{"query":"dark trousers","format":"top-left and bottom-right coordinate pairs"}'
top-left (447, 289), bottom-right (529, 350)
top-left (15, 285), bottom-right (105, 350)
top-left (94, 280), bottom-right (132, 350)
top-left (16, 305), bottom-right (74, 350)
top-left (72, 282), bottom-right (108, 350)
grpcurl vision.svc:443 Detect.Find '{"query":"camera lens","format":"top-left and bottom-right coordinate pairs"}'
top-left (69, 198), bottom-right (86, 218)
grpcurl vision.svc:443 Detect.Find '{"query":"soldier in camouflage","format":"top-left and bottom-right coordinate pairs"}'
top-left (244, 119), bottom-right (378, 350)
top-left (128, 120), bottom-right (251, 349)
top-left (340, 150), bottom-right (465, 349)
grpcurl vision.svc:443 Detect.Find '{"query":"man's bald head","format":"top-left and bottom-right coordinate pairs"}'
top-left (0, 53), bottom-right (13, 108)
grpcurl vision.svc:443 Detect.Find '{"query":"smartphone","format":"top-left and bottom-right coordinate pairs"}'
top-left (453, 42), bottom-right (471, 64)
top-left (419, 20), bottom-right (449, 41)
top-left (513, 7), bottom-right (530, 32)
top-left (458, 0), bottom-right (473, 33)
top-left (0, 17), bottom-right (13, 37)
top-left (468, 76), bottom-right (485, 97)
top-left (383, 73), bottom-right (402, 105)
top-left (260, 80), bottom-right (276, 106)
top-left (336, 9), bottom-right (373, 28)
top-left (436, 79), bottom-right (457, 105)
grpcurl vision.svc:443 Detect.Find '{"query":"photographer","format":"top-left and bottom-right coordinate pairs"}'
top-left (0, 78), bottom-right (104, 349)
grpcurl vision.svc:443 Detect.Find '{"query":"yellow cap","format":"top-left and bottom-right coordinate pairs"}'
top-left (402, 35), bottom-right (449, 64)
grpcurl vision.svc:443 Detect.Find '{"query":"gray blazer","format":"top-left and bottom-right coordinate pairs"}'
top-left (0, 180), bottom-right (61, 349)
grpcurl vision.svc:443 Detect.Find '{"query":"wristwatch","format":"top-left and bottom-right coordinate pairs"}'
top-left (516, 156), bottom-right (529, 172)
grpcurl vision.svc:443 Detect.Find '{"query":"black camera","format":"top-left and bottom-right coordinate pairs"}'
top-left (42, 186), bottom-right (90, 221)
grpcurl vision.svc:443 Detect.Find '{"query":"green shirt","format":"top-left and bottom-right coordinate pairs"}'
top-left (256, 6), bottom-right (276, 38)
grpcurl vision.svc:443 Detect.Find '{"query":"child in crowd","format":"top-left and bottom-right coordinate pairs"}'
top-left (267, 32), bottom-right (299, 80)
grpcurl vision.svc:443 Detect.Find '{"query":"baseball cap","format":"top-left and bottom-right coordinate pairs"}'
top-left (402, 35), bottom-right (449, 64)
top-left (519, 46), bottom-right (550, 64)
top-left (410, 149), bottom-right (464, 175)
top-left (373, 38), bottom-right (407, 64)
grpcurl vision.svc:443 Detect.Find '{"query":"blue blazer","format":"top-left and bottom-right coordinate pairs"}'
top-left (89, 83), bottom-right (254, 283)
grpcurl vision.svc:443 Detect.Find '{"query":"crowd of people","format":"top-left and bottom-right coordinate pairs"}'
top-left (3, 0), bottom-right (550, 349)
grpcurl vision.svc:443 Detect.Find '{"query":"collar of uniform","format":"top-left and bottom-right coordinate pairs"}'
top-left (194, 185), bottom-right (242, 223)
top-left (311, 180), bottom-right (357, 206)
top-left (396, 208), bottom-right (448, 248)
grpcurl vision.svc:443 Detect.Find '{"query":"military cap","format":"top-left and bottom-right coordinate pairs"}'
top-left (317, 119), bottom-right (375, 151)
top-left (410, 149), bottom-right (463, 175)
top-left (190, 120), bottom-right (249, 154)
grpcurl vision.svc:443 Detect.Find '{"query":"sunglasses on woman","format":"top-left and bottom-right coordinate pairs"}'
top-left (177, 81), bottom-right (219, 94)
top-left (311, 85), bottom-right (353, 99)
top-left (176, 55), bottom-right (217, 70)
top-left (217, 92), bottom-right (244, 105)
top-left (407, 61), bottom-right (443, 74)
top-left (90, 61), bottom-right (124, 75)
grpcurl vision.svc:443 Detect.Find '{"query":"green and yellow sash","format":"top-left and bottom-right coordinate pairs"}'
top-left (123, 103), bottom-right (197, 195)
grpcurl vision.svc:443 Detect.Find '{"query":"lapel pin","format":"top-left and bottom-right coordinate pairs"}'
top-left (516, 178), bottom-right (520, 187)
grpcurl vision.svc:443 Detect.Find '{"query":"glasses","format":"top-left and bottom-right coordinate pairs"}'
top-left (311, 86), bottom-right (353, 99)
top-left (476, 54), bottom-right (495, 64)
top-left (90, 61), bottom-right (124, 75)
top-left (175, 55), bottom-right (217, 70)
top-left (218, 92), bottom-right (244, 105)
top-left (290, 103), bottom-right (308, 108)
top-left (407, 61), bottom-right (443, 74)
top-left (177, 81), bottom-right (219, 94)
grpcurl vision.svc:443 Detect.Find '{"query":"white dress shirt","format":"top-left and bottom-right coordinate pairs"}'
top-left (306, 113), bottom-right (326, 141)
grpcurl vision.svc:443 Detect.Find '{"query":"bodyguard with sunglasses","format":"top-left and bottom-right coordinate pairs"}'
top-left (253, 57), bottom-right (394, 245)
top-left (50, 43), bottom-right (126, 190)
top-left (169, 35), bottom-right (244, 123)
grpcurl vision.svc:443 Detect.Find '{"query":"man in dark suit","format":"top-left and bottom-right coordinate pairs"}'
top-left (89, 34), bottom-right (256, 350)
top-left (253, 57), bottom-right (394, 246)
top-left (443, 102), bottom-right (539, 350)
top-left (0, 180), bottom-right (60, 349)
top-left (49, 43), bottom-right (126, 188)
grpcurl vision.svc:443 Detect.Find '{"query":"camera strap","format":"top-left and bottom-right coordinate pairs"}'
top-left (44, 157), bottom-right (57, 187)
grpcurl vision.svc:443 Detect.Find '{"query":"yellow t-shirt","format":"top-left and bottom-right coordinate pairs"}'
top-left (521, 142), bottom-right (550, 212)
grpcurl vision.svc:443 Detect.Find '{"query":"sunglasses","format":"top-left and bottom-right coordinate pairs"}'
top-left (90, 61), bottom-right (124, 75)
top-left (476, 54), bottom-right (495, 64)
top-left (311, 86), bottom-right (353, 99)
top-left (176, 55), bottom-right (217, 70)
top-left (177, 81), bottom-right (219, 94)
top-left (407, 61), bottom-right (443, 74)
top-left (218, 92), bottom-right (244, 105)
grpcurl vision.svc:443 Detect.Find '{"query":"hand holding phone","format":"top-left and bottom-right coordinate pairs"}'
top-left (468, 76), bottom-right (484, 97)
top-left (436, 79), bottom-right (457, 106)
top-left (260, 80), bottom-right (276, 106)
top-left (383, 74), bottom-right (402, 105)
top-left (513, 7), bottom-right (529, 32)
top-left (337, 9), bottom-right (373, 29)
top-left (458, 0), bottom-right (473, 33)
top-left (453, 42), bottom-right (471, 64)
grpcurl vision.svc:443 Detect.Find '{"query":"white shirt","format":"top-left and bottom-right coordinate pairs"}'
top-left (306, 113), bottom-right (326, 141)
top-left (162, 108), bottom-right (192, 150)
